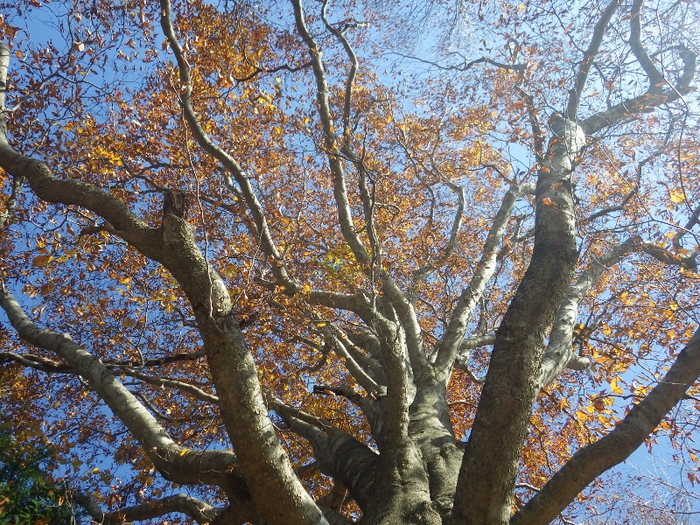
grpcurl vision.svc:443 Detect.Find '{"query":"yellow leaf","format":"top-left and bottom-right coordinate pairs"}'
top-left (316, 322), bottom-right (327, 328)
top-left (670, 189), bottom-right (685, 204)
top-left (610, 377), bottom-right (623, 395)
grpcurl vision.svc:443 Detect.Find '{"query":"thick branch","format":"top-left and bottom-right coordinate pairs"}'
top-left (3, 33), bottom-right (326, 524)
top-left (0, 283), bottom-right (239, 490)
top-left (271, 399), bottom-right (380, 512)
top-left (452, 118), bottom-right (581, 524)
top-left (629, 0), bottom-right (664, 88)
top-left (512, 328), bottom-right (700, 525)
top-left (159, 0), bottom-right (293, 289)
top-left (76, 492), bottom-right (225, 525)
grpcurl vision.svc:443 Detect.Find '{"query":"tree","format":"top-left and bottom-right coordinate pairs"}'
top-left (0, 0), bottom-right (698, 523)
top-left (0, 415), bottom-right (84, 524)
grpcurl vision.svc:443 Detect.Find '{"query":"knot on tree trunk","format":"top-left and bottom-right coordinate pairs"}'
top-left (163, 189), bottom-right (190, 219)
top-left (162, 190), bottom-right (195, 246)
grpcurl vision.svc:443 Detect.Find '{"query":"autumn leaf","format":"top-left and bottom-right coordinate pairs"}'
top-left (669, 189), bottom-right (685, 204)
top-left (610, 377), bottom-right (623, 396)
top-left (31, 255), bottom-right (53, 268)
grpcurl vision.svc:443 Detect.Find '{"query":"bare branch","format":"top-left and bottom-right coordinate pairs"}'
top-left (629, 0), bottom-right (664, 89)
top-left (411, 179), bottom-right (466, 284)
top-left (453, 108), bottom-right (581, 522)
top-left (390, 51), bottom-right (527, 74)
top-left (0, 351), bottom-right (74, 373)
top-left (582, 11), bottom-right (697, 135)
top-left (320, 0), bottom-right (359, 140)
top-left (0, 174), bottom-right (23, 231)
top-left (459, 333), bottom-right (497, 352)
top-left (120, 368), bottom-right (220, 405)
top-left (270, 397), bottom-right (380, 513)
top-left (325, 324), bottom-right (385, 392)
top-left (538, 237), bottom-right (640, 388)
top-left (290, 0), bottom-right (371, 267)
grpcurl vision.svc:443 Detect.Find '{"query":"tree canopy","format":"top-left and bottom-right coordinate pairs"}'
top-left (0, 0), bottom-right (699, 523)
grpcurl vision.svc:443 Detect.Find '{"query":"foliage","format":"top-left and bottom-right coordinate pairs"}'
top-left (0, 410), bottom-right (82, 524)
top-left (0, 0), bottom-right (699, 524)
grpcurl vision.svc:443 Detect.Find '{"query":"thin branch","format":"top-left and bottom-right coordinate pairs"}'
top-left (104, 350), bottom-right (207, 369)
top-left (411, 179), bottom-right (466, 284)
top-left (0, 174), bottom-right (23, 230)
top-left (566, 0), bottom-right (621, 119)
top-left (290, 0), bottom-right (371, 268)
top-left (120, 367), bottom-right (220, 405)
top-left (0, 352), bottom-right (74, 374)
top-left (159, 0), bottom-right (294, 289)
top-left (325, 324), bottom-right (384, 392)
top-left (433, 182), bottom-right (535, 378)
top-left (582, 22), bottom-right (696, 135)
top-left (390, 51), bottom-right (527, 74)
top-left (516, 87), bottom-right (546, 163)
top-left (320, 0), bottom-right (359, 140)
